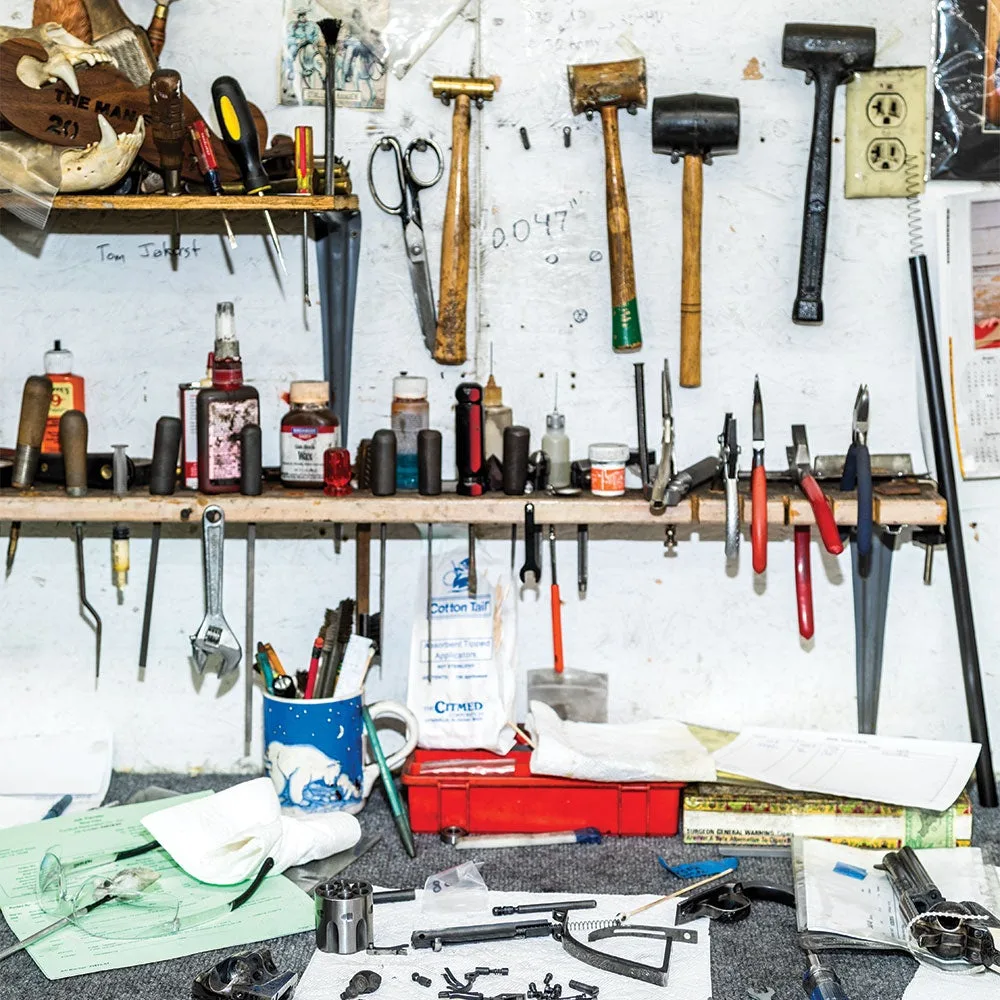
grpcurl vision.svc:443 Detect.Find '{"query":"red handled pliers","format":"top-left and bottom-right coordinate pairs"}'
top-left (786, 425), bottom-right (844, 639)
top-left (751, 376), bottom-right (767, 573)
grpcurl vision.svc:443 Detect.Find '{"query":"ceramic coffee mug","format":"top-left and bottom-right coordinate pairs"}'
top-left (263, 694), bottom-right (417, 816)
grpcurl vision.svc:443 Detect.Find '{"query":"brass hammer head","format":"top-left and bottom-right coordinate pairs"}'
top-left (432, 76), bottom-right (498, 107)
top-left (567, 58), bottom-right (647, 115)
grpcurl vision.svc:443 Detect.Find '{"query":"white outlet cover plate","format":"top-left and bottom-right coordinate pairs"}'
top-left (845, 66), bottom-right (927, 199)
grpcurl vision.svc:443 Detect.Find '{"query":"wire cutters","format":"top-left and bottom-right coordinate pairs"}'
top-left (719, 413), bottom-right (740, 561)
top-left (367, 136), bottom-right (444, 353)
top-left (840, 384), bottom-right (872, 560)
top-left (787, 425), bottom-right (843, 640)
top-left (751, 376), bottom-right (767, 574)
top-left (649, 360), bottom-right (675, 514)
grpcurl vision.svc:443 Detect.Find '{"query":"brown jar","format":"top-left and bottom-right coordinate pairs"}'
top-left (280, 380), bottom-right (339, 488)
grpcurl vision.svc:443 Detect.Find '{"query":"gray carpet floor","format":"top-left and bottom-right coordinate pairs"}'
top-left (1, 773), bottom-right (997, 999)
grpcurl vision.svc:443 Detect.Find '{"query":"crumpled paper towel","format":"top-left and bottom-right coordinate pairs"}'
top-left (527, 701), bottom-right (717, 782)
top-left (142, 777), bottom-right (361, 885)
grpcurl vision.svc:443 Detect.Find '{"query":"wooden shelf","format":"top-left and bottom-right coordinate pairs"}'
top-left (50, 195), bottom-right (359, 212)
top-left (0, 481), bottom-right (947, 526)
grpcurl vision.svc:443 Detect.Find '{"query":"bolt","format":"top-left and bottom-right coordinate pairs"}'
top-left (568, 983), bottom-right (598, 997)
top-left (412, 973), bottom-right (432, 988)
top-left (519, 126), bottom-right (530, 149)
top-left (543, 975), bottom-right (553, 986)
top-left (563, 126), bottom-right (572, 147)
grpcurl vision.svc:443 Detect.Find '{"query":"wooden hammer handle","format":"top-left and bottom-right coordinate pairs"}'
top-left (680, 154), bottom-right (703, 388)
top-left (600, 106), bottom-right (641, 354)
top-left (434, 94), bottom-right (471, 365)
top-left (987, 1), bottom-right (1000, 126)
top-left (147, 4), bottom-right (168, 59)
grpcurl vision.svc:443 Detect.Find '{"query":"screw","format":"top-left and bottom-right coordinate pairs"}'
top-left (519, 126), bottom-right (530, 149)
top-left (412, 973), bottom-right (432, 988)
top-left (563, 126), bottom-right (572, 147)
top-left (543, 975), bottom-right (553, 986)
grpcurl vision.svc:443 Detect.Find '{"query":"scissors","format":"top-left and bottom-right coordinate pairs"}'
top-left (367, 136), bottom-right (445, 353)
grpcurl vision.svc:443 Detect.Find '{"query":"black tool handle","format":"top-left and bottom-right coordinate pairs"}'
top-left (417, 429), bottom-right (442, 496)
top-left (455, 383), bottom-right (486, 496)
top-left (240, 424), bottom-right (263, 496)
top-left (502, 425), bottom-right (530, 495)
top-left (150, 416), bottom-right (182, 496)
top-left (59, 410), bottom-right (88, 497)
top-left (211, 76), bottom-right (270, 194)
top-left (792, 72), bottom-right (839, 324)
top-left (371, 429), bottom-right (397, 496)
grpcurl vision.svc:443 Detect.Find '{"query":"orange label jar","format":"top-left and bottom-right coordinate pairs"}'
top-left (42, 341), bottom-right (85, 454)
top-left (589, 442), bottom-right (629, 497)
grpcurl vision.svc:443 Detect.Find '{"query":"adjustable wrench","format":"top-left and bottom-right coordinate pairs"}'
top-left (191, 505), bottom-right (242, 677)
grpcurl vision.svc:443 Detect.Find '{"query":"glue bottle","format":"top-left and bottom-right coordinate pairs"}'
top-left (196, 303), bottom-right (260, 494)
top-left (483, 345), bottom-right (512, 462)
top-left (541, 375), bottom-right (570, 489)
top-left (42, 340), bottom-right (85, 454)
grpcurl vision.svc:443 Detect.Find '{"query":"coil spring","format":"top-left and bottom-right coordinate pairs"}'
top-left (566, 918), bottom-right (622, 933)
top-left (905, 153), bottom-right (924, 257)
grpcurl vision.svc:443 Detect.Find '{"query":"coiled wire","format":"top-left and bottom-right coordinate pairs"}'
top-left (906, 153), bottom-right (924, 257)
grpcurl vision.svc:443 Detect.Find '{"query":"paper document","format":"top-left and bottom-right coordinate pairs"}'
top-left (0, 726), bottom-right (112, 830)
top-left (712, 728), bottom-right (979, 811)
top-left (296, 888), bottom-right (712, 1000)
top-left (0, 794), bottom-right (313, 979)
top-left (903, 869), bottom-right (1000, 997)
top-left (794, 838), bottom-right (999, 950)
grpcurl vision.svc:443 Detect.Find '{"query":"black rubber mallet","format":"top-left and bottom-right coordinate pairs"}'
top-left (652, 93), bottom-right (740, 388)
top-left (782, 23), bottom-right (876, 325)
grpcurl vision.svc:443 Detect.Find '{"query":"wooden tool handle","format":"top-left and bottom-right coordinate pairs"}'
top-left (680, 154), bottom-right (703, 387)
top-left (356, 523), bottom-right (371, 620)
top-left (551, 583), bottom-right (564, 674)
top-left (987, 2), bottom-right (1000, 126)
top-left (147, 4), bottom-right (168, 58)
top-left (17, 376), bottom-right (52, 449)
top-left (59, 410), bottom-right (89, 496)
top-left (434, 94), bottom-right (471, 365)
top-left (600, 106), bottom-right (641, 354)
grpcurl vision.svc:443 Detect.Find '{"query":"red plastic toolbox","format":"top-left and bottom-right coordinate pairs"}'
top-left (402, 748), bottom-right (684, 836)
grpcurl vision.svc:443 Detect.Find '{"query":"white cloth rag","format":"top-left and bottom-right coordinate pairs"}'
top-left (527, 701), bottom-right (717, 782)
top-left (142, 777), bottom-right (361, 885)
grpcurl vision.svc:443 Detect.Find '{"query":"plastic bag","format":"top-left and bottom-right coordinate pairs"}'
top-left (422, 861), bottom-right (488, 918)
top-left (382, 0), bottom-right (474, 79)
top-left (932, 0), bottom-right (1000, 179)
top-left (406, 543), bottom-right (517, 754)
top-left (0, 132), bottom-right (60, 229)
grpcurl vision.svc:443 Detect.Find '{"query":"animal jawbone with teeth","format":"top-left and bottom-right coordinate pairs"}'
top-left (59, 113), bottom-right (145, 191)
top-left (0, 21), bottom-right (113, 95)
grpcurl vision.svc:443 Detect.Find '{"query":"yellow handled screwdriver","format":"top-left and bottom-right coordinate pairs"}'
top-left (211, 76), bottom-right (287, 276)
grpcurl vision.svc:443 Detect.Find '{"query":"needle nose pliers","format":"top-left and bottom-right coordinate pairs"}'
top-left (840, 384), bottom-right (872, 563)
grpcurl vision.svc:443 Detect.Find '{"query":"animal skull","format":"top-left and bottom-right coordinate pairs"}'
top-left (2, 21), bottom-right (114, 95)
top-left (59, 113), bottom-right (145, 192)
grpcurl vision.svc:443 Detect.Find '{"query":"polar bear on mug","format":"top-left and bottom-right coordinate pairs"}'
top-left (265, 741), bottom-right (362, 810)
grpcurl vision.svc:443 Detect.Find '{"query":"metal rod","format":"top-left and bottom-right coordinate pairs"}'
top-left (74, 524), bottom-right (102, 682)
top-left (244, 523), bottom-right (255, 757)
top-left (634, 362), bottom-right (650, 497)
top-left (138, 522), bottom-right (160, 668)
top-left (910, 253), bottom-right (997, 807)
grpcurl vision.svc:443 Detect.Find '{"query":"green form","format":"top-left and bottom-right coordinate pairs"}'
top-left (0, 793), bottom-right (313, 979)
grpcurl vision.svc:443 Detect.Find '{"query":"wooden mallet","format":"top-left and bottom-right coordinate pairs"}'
top-left (568, 57), bottom-right (647, 354)
top-left (431, 75), bottom-right (498, 366)
top-left (652, 93), bottom-right (740, 388)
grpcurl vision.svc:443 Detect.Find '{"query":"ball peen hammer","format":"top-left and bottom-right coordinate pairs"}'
top-left (782, 23), bottom-right (875, 325)
top-left (651, 93), bottom-right (740, 388)
top-left (431, 75), bottom-right (498, 366)
top-left (568, 57), bottom-right (647, 355)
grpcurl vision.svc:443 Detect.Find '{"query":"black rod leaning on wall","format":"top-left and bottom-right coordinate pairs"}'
top-left (910, 253), bottom-right (998, 808)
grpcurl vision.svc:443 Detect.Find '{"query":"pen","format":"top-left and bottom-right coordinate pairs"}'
top-left (256, 650), bottom-right (274, 692)
top-left (41, 795), bottom-right (72, 820)
top-left (304, 634), bottom-right (323, 699)
top-left (263, 642), bottom-right (286, 676)
top-left (362, 705), bottom-right (415, 858)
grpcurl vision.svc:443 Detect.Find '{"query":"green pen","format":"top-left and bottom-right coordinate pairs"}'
top-left (256, 651), bottom-right (274, 692)
top-left (361, 705), bottom-right (415, 858)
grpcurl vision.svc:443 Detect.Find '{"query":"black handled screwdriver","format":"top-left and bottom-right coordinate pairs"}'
top-left (211, 75), bottom-right (287, 276)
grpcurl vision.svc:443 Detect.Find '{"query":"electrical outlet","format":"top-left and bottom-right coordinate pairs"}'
top-left (844, 67), bottom-right (926, 199)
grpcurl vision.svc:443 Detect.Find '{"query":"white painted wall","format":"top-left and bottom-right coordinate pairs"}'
top-left (1, 0), bottom-right (996, 774)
